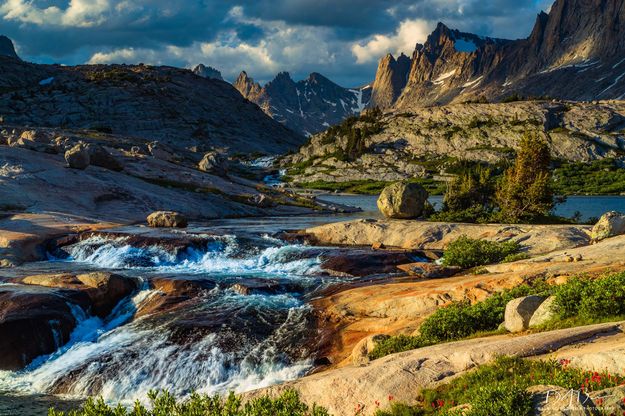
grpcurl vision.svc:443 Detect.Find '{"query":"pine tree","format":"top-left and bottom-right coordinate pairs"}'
top-left (496, 132), bottom-right (554, 222)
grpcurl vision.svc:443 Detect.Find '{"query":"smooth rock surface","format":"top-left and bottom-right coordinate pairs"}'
top-left (505, 296), bottom-right (547, 333)
top-left (529, 296), bottom-right (557, 328)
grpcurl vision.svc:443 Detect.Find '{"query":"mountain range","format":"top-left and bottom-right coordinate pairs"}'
top-left (233, 71), bottom-right (371, 136)
top-left (373, 0), bottom-right (625, 109)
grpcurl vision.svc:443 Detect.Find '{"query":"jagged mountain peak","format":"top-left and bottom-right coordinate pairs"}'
top-left (192, 64), bottom-right (223, 80)
top-left (0, 35), bottom-right (19, 60)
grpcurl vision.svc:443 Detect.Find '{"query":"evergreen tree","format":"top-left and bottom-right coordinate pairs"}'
top-left (495, 132), bottom-right (554, 222)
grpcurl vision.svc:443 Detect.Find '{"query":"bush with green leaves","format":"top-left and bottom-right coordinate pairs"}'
top-left (48, 389), bottom-right (329, 416)
top-left (441, 236), bottom-right (522, 268)
top-left (553, 273), bottom-right (625, 320)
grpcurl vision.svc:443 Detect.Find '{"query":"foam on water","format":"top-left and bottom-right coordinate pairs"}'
top-left (61, 235), bottom-right (321, 278)
top-left (3, 236), bottom-right (322, 403)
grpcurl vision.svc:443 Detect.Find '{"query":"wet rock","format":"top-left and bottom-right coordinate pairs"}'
top-left (231, 283), bottom-right (251, 295)
top-left (591, 211), bottom-right (625, 242)
top-left (87, 144), bottom-right (124, 171)
top-left (0, 286), bottom-right (78, 370)
top-left (198, 151), bottom-right (228, 176)
top-left (377, 182), bottom-right (429, 219)
top-left (396, 262), bottom-right (461, 279)
top-left (65, 143), bottom-right (90, 169)
top-left (351, 334), bottom-right (390, 366)
top-left (529, 296), bottom-right (557, 328)
top-left (146, 211), bottom-right (188, 228)
top-left (504, 295), bottom-right (547, 333)
top-left (19, 272), bottom-right (139, 317)
top-left (320, 249), bottom-right (419, 277)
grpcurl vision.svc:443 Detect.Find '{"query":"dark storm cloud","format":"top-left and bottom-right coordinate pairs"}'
top-left (0, 0), bottom-right (553, 85)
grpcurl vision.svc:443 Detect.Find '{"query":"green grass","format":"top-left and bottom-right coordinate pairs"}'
top-left (294, 179), bottom-right (446, 196)
top-left (49, 389), bottom-right (329, 416)
top-left (377, 356), bottom-right (625, 416)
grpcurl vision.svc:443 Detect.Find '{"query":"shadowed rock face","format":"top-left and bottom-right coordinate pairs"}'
top-left (0, 36), bottom-right (18, 60)
top-left (370, 0), bottom-right (625, 109)
top-left (369, 53), bottom-right (411, 110)
top-left (234, 71), bottom-right (371, 136)
top-left (0, 60), bottom-right (304, 155)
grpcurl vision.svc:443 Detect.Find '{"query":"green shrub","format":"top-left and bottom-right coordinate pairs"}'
top-left (441, 236), bottom-right (522, 268)
top-left (370, 282), bottom-right (548, 359)
top-left (554, 273), bottom-right (625, 320)
top-left (468, 383), bottom-right (532, 416)
top-left (49, 389), bottom-right (329, 416)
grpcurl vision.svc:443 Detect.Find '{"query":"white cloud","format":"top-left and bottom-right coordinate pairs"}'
top-left (351, 18), bottom-right (433, 64)
top-left (0, 0), bottom-right (111, 27)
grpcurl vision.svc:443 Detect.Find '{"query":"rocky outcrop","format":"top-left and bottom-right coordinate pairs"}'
top-left (87, 144), bottom-right (124, 171)
top-left (504, 296), bottom-right (548, 333)
top-left (319, 249), bottom-right (422, 277)
top-left (146, 211), bottom-right (188, 228)
top-left (0, 60), bottom-right (304, 155)
top-left (192, 64), bottom-right (223, 80)
top-left (369, 53), bottom-right (411, 109)
top-left (64, 144), bottom-right (90, 169)
top-left (0, 35), bottom-right (19, 60)
top-left (283, 100), bottom-right (625, 184)
top-left (591, 211), bottom-right (625, 242)
top-left (198, 151), bottom-right (228, 176)
top-left (305, 220), bottom-right (591, 256)
top-left (0, 286), bottom-right (78, 370)
top-left (234, 70), bottom-right (370, 136)
top-left (377, 182), bottom-right (429, 219)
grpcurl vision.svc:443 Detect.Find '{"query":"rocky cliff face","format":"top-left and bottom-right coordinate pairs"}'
top-left (369, 53), bottom-right (411, 109)
top-left (234, 71), bottom-right (371, 136)
top-left (192, 64), bottom-right (223, 81)
top-left (283, 100), bottom-right (625, 184)
top-left (376, 0), bottom-right (625, 109)
top-left (0, 36), bottom-right (19, 60)
top-left (0, 59), bottom-right (304, 154)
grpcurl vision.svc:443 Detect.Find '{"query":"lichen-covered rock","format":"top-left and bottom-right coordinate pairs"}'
top-left (377, 182), bottom-right (428, 219)
top-left (146, 211), bottom-right (188, 228)
top-left (591, 211), bottom-right (625, 242)
top-left (64, 143), bottom-right (90, 169)
top-left (198, 151), bottom-right (228, 176)
top-left (504, 295), bottom-right (547, 333)
top-left (529, 296), bottom-right (557, 328)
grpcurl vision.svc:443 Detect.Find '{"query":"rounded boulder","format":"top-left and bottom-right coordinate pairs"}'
top-left (377, 182), bottom-right (429, 219)
top-left (147, 211), bottom-right (188, 228)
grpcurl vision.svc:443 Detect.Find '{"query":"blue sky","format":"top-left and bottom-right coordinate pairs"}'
top-left (0, 0), bottom-right (552, 87)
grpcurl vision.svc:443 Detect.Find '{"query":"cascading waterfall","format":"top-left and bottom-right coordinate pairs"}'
top-left (1, 233), bottom-right (332, 404)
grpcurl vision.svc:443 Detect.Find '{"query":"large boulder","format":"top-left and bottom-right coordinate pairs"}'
top-left (198, 151), bottom-right (228, 176)
top-left (528, 296), bottom-right (557, 328)
top-left (377, 182), bottom-right (429, 219)
top-left (0, 286), bottom-right (78, 370)
top-left (64, 143), bottom-right (90, 169)
top-left (504, 295), bottom-right (547, 333)
top-left (591, 211), bottom-right (625, 242)
top-left (87, 144), bottom-right (124, 171)
top-left (146, 211), bottom-right (188, 228)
